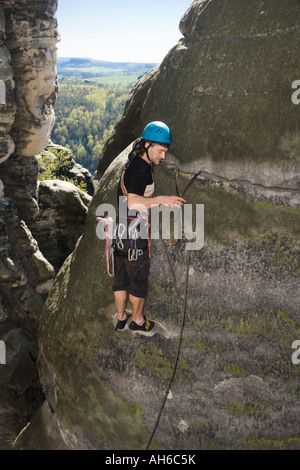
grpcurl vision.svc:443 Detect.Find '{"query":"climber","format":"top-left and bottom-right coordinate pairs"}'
top-left (113, 121), bottom-right (186, 333)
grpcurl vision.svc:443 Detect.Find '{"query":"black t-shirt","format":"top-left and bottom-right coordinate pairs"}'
top-left (116, 155), bottom-right (154, 248)
top-left (117, 155), bottom-right (154, 200)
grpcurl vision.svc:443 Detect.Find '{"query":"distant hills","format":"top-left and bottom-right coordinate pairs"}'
top-left (57, 57), bottom-right (157, 79)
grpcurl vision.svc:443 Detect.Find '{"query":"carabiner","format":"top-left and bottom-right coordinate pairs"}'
top-left (117, 238), bottom-right (124, 250)
top-left (118, 223), bottom-right (127, 238)
top-left (128, 249), bottom-right (138, 261)
top-left (117, 223), bottom-right (126, 250)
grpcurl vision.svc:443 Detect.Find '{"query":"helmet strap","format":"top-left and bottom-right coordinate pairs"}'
top-left (144, 141), bottom-right (152, 164)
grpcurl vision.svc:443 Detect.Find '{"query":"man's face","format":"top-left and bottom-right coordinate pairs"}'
top-left (147, 143), bottom-right (169, 165)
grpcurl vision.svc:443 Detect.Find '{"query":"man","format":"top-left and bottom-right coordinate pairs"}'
top-left (113, 121), bottom-right (185, 333)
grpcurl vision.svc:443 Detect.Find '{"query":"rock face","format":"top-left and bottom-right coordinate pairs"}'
top-left (25, 146), bottom-right (300, 450)
top-left (0, 0), bottom-right (91, 449)
top-left (37, 143), bottom-right (95, 197)
top-left (0, 1), bottom-right (15, 172)
top-left (1, 0), bottom-right (58, 158)
top-left (32, 179), bottom-right (92, 272)
top-left (0, 1), bottom-right (59, 444)
top-left (10, 0), bottom-right (300, 450)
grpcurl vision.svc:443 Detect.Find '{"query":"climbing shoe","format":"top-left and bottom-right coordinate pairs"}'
top-left (129, 317), bottom-right (155, 332)
top-left (115, 312), bottom-right (131, 331)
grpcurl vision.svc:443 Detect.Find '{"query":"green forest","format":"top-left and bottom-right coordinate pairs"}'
top-left (49, 58), bottom-right (156, 179)
top-left (51, 81), bottom-right (131, 175)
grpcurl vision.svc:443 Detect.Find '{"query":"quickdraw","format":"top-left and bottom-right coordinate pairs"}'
top-left (128, 211), bottom-right (148, 239)
top-left (128, 228), bottom-right (143, 261)
top-left (175, 169), bottom-right (201, 198)
top-left (168, 169), bottom-right (201, 247)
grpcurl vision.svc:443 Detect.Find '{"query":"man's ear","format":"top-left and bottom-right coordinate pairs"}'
top-left (144, 142), bottom-right (151, 149)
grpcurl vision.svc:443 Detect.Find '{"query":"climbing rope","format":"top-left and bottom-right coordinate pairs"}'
top-left (146, 169), bottom-right (200, 450)
top-left (96, 216), bottom-right (115, 277)
top-left (146, 248), bottom-right (191, 450)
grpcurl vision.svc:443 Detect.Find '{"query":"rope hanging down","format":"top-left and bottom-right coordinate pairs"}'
top-left (146, 249), bottom-right (191, 450)
top-left (146, 169), bottom-right (200, 450)
top-left (96, 216), bottom-right (115, 277)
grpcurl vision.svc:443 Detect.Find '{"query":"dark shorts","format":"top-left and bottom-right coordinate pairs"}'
top-left (112, 247), bottom-right (150, 299)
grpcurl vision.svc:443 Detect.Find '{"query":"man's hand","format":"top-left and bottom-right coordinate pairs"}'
top-left (161, 195), bottom-right (186, 207)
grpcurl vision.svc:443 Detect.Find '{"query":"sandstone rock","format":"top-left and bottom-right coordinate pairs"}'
top-left (35, 144), bottom-right (300, 450)
top-left (0, 0), bottom-right (66, 340)
top-left (0, 155), bottom-right (40, 228)
top-left (1, 0), bottom-right (59, 157)
top-left (13, 401), bottom-right (69, 450)
top-left (28, 0), bottom-right (300, 451)
top-left (31, 179), bottom-right (91, 272)
top-left (0, 328), bottom-right (44, 449)
top-left (0, 3), bottom-right (16, 176)
top-left (213, 375), bottom-right (273, 404)
top-left (0, 0), bottom-right (59, 232)
top-left (0, 197), bottom-right (54, 328)
top-left (37, 143), bottom-right (95, 196)
top-left (1, 328), bottom-right (39, 392)
top-left (0, 0), bottom-right (94, 449)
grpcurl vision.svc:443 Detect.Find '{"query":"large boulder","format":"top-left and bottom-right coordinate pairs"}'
top-left (0, 2), bottom-right (15, 170)
top-left (37, 143), bottom-right (95, 197)
top-left (0, 197), bottom-right (55, 328)
top-left (0, 0), bottom-right (58, 159)
top-left (0, 328), bottom-right (44, 449)
top-left (24, 146), bottom-right (300, 450)
top-left (32, 179), bottom-right (91, 272)
top-left (0, 0), bottom-right (59, 332)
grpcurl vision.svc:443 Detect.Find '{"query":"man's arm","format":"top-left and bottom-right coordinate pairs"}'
top-left (127, 193), bottom-right (186, 211)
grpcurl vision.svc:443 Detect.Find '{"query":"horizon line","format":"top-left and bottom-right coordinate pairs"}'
top-left (57, 55), bottom-right (159, 66)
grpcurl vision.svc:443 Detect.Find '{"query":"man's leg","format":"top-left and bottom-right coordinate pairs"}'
top-left (114, 290), bottom-right (128, 321)
top-left (125, 249), bottom-right (150, 328)
top-left (129, 294), bottom-right (145, 326)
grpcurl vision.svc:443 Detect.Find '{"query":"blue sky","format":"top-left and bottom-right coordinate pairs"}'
top-left (56, 0), bottom-right (193, 63)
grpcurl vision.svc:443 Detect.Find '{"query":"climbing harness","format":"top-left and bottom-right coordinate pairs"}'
top-left (146, 169), bottom-right (201, 450)
top-left (96, 165), bottom-right (154, 275)
top-left (119, 169), bottom-right (154, 259)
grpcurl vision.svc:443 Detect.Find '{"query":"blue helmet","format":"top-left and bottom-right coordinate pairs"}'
top-left (142, 121), bottom-right (171, 146)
